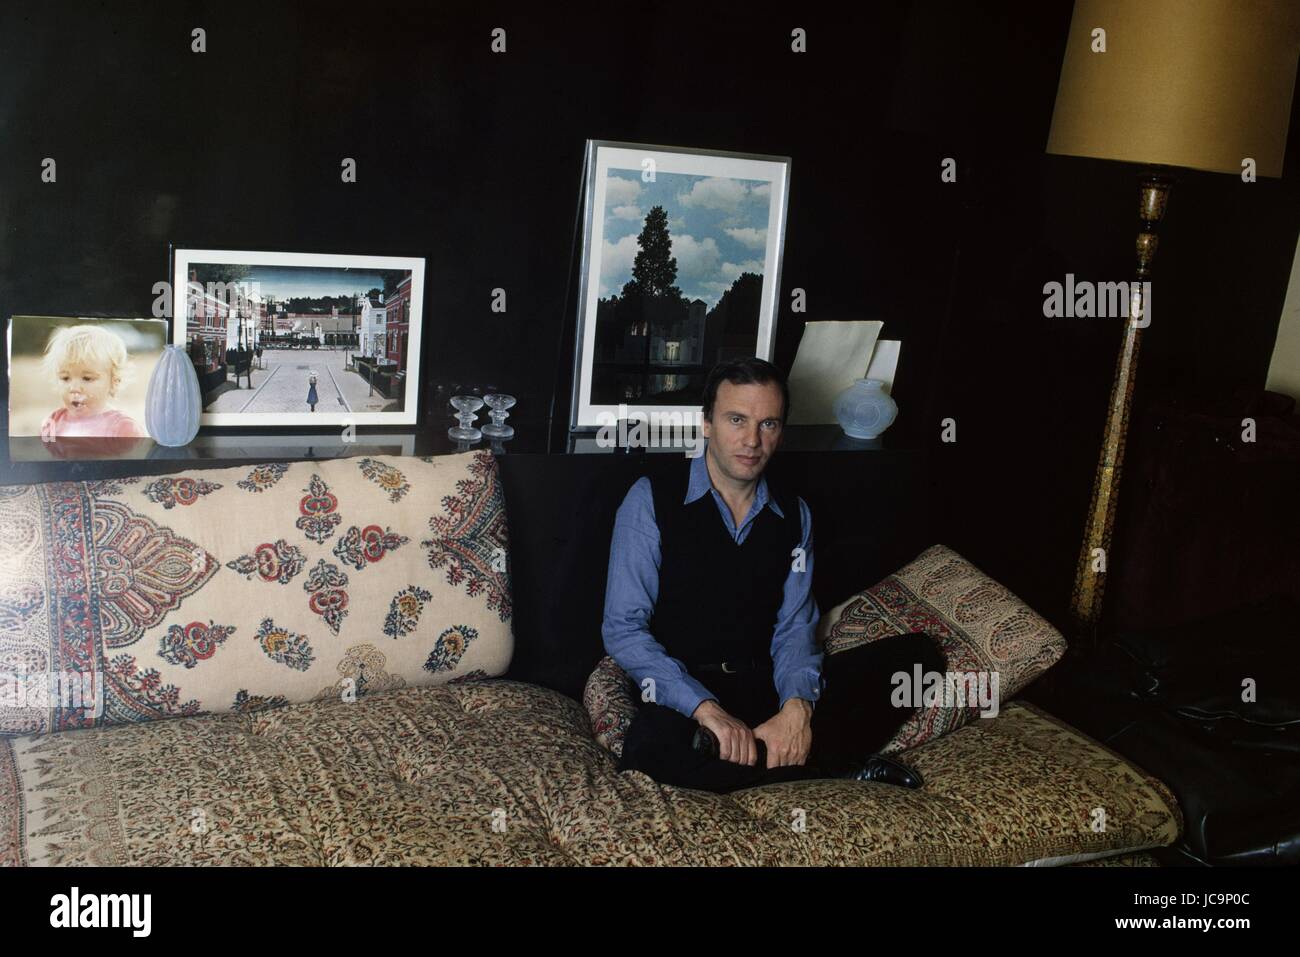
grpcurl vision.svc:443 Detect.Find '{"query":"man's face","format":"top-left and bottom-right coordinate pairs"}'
top-left (56, 361), bottom-right (115, 417)
top-left (701, 379), bottom-right (784, 483)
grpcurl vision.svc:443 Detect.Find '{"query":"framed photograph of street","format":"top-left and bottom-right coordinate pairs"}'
top-left (568, 141), bottom-right (791, 431)
top-left (170, 248), bottom-right (425, 427)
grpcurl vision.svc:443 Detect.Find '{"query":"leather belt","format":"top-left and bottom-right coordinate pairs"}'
top-left (692, 656), bottom-right (772, 675)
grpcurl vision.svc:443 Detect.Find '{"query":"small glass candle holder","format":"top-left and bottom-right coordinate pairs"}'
top-left (481, 393), bottom-right (516, 439)
top-left (449, 395), bottom-right (484, 442)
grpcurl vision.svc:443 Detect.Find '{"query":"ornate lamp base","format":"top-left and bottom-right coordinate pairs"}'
top-left (1068, 172), bottom-right (1172, 647)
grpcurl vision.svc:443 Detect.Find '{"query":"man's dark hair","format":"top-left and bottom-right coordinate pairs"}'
top-left (701, 357), bottom-right (790, 424)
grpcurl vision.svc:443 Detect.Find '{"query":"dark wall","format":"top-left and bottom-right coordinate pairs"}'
top-left (1, 1), bottom-right (1297, 633)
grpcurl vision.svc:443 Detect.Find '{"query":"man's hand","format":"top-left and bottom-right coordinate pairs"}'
top-left (753, 698), bottom-right (813, 769)
top-left (692, 700), bottom-right (760, 766)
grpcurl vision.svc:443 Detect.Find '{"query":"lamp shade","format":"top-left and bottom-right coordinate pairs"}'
top-left (1047, 0), bottom-right (1300, 176)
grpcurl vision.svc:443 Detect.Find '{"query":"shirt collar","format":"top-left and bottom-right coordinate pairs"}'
top-left (685, 440), bottom-right (784, 519)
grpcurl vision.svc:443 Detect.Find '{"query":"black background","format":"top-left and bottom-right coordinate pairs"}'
top-left (1, 0), bottom-right (1298, 648)
top-left (3, 864), bottom-right (1286, 937)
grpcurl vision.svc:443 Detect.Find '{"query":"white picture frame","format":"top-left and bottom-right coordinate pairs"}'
top-left (171, 248), bottom-right (425, 427)
top-left (569, 141), bottom-right (791, 431)
top-left (6, 314), bottom-right (167, 439)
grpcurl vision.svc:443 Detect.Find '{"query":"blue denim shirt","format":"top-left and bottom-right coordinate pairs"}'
top-left (601, 442), bottom-right (825, 719)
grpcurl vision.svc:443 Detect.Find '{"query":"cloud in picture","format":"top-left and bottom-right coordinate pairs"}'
top-left (599, 171), bottom-right (771, 308)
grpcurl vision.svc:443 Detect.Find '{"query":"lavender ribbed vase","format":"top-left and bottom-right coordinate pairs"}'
top-left (144, 345), bottom-right (202, 446)
top-left (832, 377), bottom-right (898, 440)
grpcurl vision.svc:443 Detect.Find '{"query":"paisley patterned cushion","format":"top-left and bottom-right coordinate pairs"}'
top-left (0, 680), bottom-right (1181, 866)
top-left (820, 544), bottom-right (1067, 752)
top-left (0, 451), bottom-right (512, 736)
top-left (584, 544), bottom-right (1066, 757)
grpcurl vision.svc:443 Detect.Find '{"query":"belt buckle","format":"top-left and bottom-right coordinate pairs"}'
top-left (721, 661), bottom-right (736, 674)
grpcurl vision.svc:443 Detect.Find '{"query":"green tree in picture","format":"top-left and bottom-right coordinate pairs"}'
top-left (623, 206), bottom-right (682, 301)
top-left (192, 264), bottom-right (252, 286)
top-left (707, 271), bottom-right (764, 337)
top-left (377, 271), bottom-right (407, 297)
top-left (191, 264), bottom-right (254, 315)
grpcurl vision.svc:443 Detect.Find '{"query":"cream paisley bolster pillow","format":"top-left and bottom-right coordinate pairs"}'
top-left (0, 450), bottom-right (513, 736)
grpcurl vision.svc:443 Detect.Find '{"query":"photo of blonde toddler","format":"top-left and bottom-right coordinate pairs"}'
top-left (7, 316), bottom-right (166, 441)
top-left (38, 324), bottom-right (148, 439)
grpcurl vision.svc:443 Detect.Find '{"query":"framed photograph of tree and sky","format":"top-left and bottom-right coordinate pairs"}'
top-left (568, 141), bottom-right (791, 430)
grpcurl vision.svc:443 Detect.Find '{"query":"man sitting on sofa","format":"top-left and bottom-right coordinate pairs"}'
top-left (602, 357), bottom-right (946, 794)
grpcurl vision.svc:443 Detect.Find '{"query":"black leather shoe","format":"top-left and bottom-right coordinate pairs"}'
top-left (851, 754), bottom-right (924, 789)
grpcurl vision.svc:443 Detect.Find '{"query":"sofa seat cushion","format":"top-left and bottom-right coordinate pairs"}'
top-left (1069, 851), bottom-right (1161, 866)
top-left (0, 680), bottom-right (1180, 866)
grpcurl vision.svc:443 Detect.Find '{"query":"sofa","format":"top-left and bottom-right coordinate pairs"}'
top-left (0, 449), bottom-right (1181, 866)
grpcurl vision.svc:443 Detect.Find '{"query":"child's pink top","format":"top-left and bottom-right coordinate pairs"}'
top-left (41, 407), bottom-right (147, 439)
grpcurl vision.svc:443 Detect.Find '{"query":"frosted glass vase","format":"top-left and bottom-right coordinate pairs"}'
top-left (145, 345), bottom-right (202, 446)
top-left (832, 378), bottom-right (898, 439)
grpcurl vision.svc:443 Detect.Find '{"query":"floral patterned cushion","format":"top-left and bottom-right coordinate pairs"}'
top-left (583, 655), bottom-right (638, 757)
top-left (0, 680), bottom-right (1181, 866)
top-left (0, 451), bottom-right (513, 736)
top-left (585, 544), bottom-right (1066, 757)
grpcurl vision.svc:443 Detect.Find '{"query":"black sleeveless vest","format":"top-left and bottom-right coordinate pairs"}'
top-left (647, 461), bottom-right (803, 668)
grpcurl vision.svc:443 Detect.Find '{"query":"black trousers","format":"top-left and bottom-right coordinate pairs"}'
top-left (617, 632), bottom-right (947, 793)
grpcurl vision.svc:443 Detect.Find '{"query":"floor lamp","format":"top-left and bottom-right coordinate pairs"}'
top-left (1045, 0), bottom-right (1298, 645)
